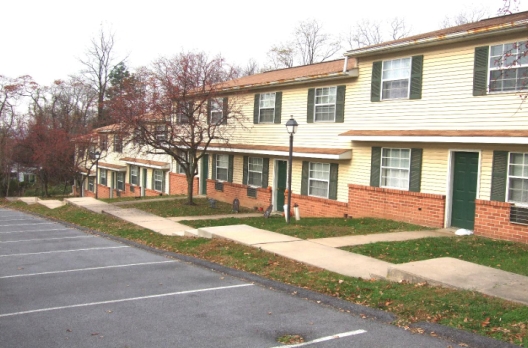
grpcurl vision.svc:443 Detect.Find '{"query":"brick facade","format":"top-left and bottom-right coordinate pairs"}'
top-left (288, 191), bottom-right (348, 217)
top-left (474, 199), bottom-right (528, 244)
top-left (169, 173), bottom-right (199, 196)
top-left (206, 180), bottom-right (272, 210)
top-left (348, 184), bottom-right (445, 227)
top-left (92, 183), bottom-right (162, 199)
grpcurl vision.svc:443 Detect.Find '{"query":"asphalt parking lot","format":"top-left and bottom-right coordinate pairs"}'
top-left (0, 207), bottom-right (502, 348)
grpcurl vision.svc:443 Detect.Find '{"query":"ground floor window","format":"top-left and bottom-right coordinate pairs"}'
top-left (309, 162), bottom-right (330, 198)
top-left (100, 169), bottom-right (107, 186)
top-left (216, 155), bottom-right (229, 181)
top-left (381, 148), bottom-right (410, 190)
top-left (154, 170), bottom-right (164, 191)
top-left (88, 177), bottom-right (94, 192)
top-left (130, 166), bottom-right (139, 186)
top-left (248, 157), bottom-right (263, 187)
top-left (116, 172), bottom-right (125, 191)
top-left (508, 152), bottom-right (528, 203)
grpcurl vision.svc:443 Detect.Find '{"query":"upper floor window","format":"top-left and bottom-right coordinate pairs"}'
top-left (508, 152), bottom-right (528, 203)
top-left (314, 87), bottom-right (337, 122)
top-left (210, 98), bottom-right (224, 125)
top-left (259, 93), bottom-right (276, 123)
top-left (216, 154), bottom-right (229, 181)
top-left (99, 135), bottom-right (108, 150)
top-left (155, 125), bottom-right (167, 142)
top-left (489, 42), bottom-right (528, 93)
top-left (371, 56), bottom-right (423, 102)
top-left (381, 148), bottom-right (411, 190)
top-left (114, 134), bottom-right (123, 153)
top-left (382, 58), bottom-right (411, 100)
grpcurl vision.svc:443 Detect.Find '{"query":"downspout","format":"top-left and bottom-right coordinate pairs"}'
top-left (343, 56), bottom-right (348, 73)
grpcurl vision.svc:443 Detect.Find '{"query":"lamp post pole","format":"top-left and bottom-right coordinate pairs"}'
top-left (285, 116), bottom-right (298, 224)
top-left (95, 151), bottom-right (100, 199)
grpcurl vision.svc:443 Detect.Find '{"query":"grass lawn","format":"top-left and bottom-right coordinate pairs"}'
top-left (2, 200), bottom-right (527, 347)
top-left (344, 236), bottom-right (528, 277)
top-left (122, 197), bottom-right (252, 217)
top-left (183, 216), bottom-right (427, 239)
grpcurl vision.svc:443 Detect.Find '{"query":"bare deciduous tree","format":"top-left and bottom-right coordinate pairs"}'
top-left (294, 19), bottom-right (341, 65)
top-left (265, 44), bottom-right (295, 70)
top-left (110, 52), bottom-right (245, 205)
top-left (440, 5), bottom-right (489, 28)
top-left (79, 26), bottom-right (125, 126)
top-left (344, 17), bottom-right (411, 49)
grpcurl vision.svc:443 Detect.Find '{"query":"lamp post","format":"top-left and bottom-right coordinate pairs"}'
top-left (94, 151), bottom-right (100, 199)
top-left (285, 116), bottom-right (298, 223)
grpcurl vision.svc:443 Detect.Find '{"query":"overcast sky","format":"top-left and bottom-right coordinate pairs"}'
top-left (2, 0), bottom-right (526, 85)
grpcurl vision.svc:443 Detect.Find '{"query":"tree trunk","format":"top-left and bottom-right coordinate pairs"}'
top-left (186, 173), bottom-right (195, 205)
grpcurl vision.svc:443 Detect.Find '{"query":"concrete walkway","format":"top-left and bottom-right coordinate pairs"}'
top-left (15, 196), bottom-right (528, 306)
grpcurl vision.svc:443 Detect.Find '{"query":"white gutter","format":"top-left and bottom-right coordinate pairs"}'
top-left (120, 160), bottom-right (170, 170)
top-left (342, 135), bottom-right (528, 145)
top-left (199, 146), bottom-right (352, 160)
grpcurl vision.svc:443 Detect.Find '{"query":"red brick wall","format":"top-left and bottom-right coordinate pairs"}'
top-left (97, 184), bottom-right (111, 198)
top-left (474, 199), bottom-right (528, 244)
top-left (84, 190), bottom-right (95, 198)
top-left (348, 184), bottom-right (445, 227)
top-left (169, 173), bottom-right (199, 196)
top-left (288, 191), bottom-right (348, 217)
top-left (206, 180), bottom-right (272, 210)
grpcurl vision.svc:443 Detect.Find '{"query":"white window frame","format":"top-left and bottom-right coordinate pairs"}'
top-left (99, 135), bottom-right (108, 150)
top-left (114, 134), bottom-right (123, 153)
top-left (381, 57), bottom-right (412, 100)
top-left (116, 172), bottom-right (125, 191)
top-left (100, 169), bottom-right (107, 186)
top-left (154, 170), bottom-right (163, 191)
top-left (130, 166), bottom-right (139, 186)
top-left (488, 41), bottom-right (528, 93)
top-left (314, 87), bottom-right (337, 122)
top-left (216, 154), bottom-right (229, 182)
top-left (507, 152), bottom-right (528, 204)
top-left (155, 125), bottom-right (167, 141)
top-left (259, 93), bottom-right (275, 123)
top-left (308, 162), bottom-right (330, 198)
top-left (88, 177), bottom-right (94, 192)
top-left (210, 98), bottom-right (223, 125)
top-left (380, 148), bottom-right (411, 190)
top-left (247, 157), bottom-right (263, 187)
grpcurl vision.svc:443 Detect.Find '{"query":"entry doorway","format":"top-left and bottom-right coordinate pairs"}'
top-left (450, 152), bottom-right (479, 230)
top-left (201, 155), bottom-right (209, 195)
top-left (275, 160), bottom-right (287, 212)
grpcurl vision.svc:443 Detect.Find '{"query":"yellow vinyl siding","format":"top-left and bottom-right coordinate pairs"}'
top-left (421, 148), bottom-right (449, 195)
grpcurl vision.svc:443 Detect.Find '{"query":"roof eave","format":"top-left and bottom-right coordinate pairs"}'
top-left (345, 20), bottom-right (528, 58)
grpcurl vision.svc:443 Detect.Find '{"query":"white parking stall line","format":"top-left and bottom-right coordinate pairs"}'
top-left (0, 219), bottom-right (39, 222)
top-left (0, 228), bottom-right (72, 234)
top-left (0, 236), bottom-right (94, 243)
top-left (0, 261), bottom-right (178, 279)
top-left (269, 330), bottom-right (368, 348)
top-left (0, 283), bottom-right (254, 318)
top-left (0, 246), bottom-right (130, 257)
top-left (0, 222), bottom-right (55, 227)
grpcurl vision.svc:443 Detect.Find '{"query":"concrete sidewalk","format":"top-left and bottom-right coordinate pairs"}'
top-left (65, 197), bottom-right (191, 236)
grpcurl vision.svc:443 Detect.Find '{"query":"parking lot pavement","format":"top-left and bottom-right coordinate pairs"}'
top-left (0, 208), bottom-right (496, 348)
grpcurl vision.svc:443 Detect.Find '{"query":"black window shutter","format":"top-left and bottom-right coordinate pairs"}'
top-left (162, 172), bottom-right (166, 193)
top-left (222, 97), bottom-right (228, 125)
top-left (274, 92), bottom-right (282, 124)
top-left (228, 155), bottom-right (234, 183)
top-left (151, 170), bottom-right (154, 190)
top-left (371, 61), bottom-right (382, 102)
top-left (335, 85), bottom-right (346, 123)
top-left (253, 94), bottom-right (260, 124)
top-left (329, 163), bottom-right (339, 200)
top-left (491, 150), bottom-right (508, 202)
top-left (212, 154), bottom-right (217, 180)
top-left (207, 99), bottom-right (211, 124)
top-left (243, 156), bottom-right (249, 185)
top-left (370, 147), bottom-right (382, 187)
top-left (128, 166), bottom-right (132, 185)
top-left (409, 148), bottom-right (423, 192)
top-left (262, 158), bottom-right (269, 187)
top-left (473, 46), bottom-right (489, 96)
top-left (410, 55), bottom-right (423, 100)
top-left (307, 89), bottom-right (315, 123)
top-left (301, 161), bottom-right (309, 195)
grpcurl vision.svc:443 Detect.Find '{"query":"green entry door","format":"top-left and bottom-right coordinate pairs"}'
top-left (276, 160), bottom-right (287, 212)
top-left (451, 152), bottom-right (479, 230)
